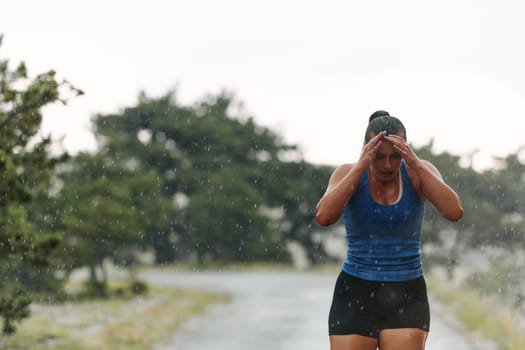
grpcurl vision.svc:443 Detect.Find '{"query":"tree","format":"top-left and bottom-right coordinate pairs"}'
top-left (93, 91), bottom-right (298, 263)
top-left (413, 141), bottom-right (525, 279)
top-left (255, 159), bottom-right (334, 263)
top-left (50, 153), bottom-right (172, 296)
top-left (182, 167), bottom-right (284, 262)
top-left (0, 35), bottom-right (82, 334)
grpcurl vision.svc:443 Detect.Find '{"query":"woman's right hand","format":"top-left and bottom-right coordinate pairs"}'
top-left (357, 131), bottom-right (386, 168)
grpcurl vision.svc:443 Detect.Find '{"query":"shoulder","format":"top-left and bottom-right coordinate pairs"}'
top-left (326, 163), bottom-right (355, 187)
top-left (335, 163), bottom-right (354, 173)
top-left (414, 159), bottom-right (443, 178)
top-left (405, 159), bottom-right (442, 200)
top-left (330, 163), bottom-right (354, 179)
top-left (406, 159), bottom-right (442, 178)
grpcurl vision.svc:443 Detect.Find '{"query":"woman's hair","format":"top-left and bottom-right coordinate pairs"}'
top-left (364, 110), bottom-right (406, 143)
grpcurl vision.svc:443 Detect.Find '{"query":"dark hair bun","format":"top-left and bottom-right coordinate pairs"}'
top-left (369, 110), bottom-right (390, 122)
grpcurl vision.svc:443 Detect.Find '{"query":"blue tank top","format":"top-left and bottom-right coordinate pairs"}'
top-left (342, 161), bottom-right (425, 281)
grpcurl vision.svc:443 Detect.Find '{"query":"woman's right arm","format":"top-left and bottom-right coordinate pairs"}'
top-left (315, 132), bottom-right (386, 226)
top-left (315, 163), bottom-right (364, 226)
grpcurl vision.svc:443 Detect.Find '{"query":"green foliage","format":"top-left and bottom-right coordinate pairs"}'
top-left (91, 91), bottom-right (329, 264)
top-left (0, 284), bottom-right (31, 335)
top-left (254, 159), bottom-right (333, 263)
top-left (182, 167), bottom-right (281, 262)
top-left (47, 153), bottom-right (173, 295)
top-left (0, 34), bottom-right (81, 334)
top-left (416, 141), bottom-right (525, 275)
top-left (129, 280), bottom-right (148, 295)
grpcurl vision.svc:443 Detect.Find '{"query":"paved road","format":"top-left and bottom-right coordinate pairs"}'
top-left (141, 270), bottom-right (476, 350)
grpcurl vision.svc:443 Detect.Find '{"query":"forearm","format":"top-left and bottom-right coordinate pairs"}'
top-left (316, 163), bottom-right (366, 226)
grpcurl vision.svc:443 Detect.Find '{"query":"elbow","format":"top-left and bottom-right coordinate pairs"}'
top-left (445, 206), bottom-right (464, 222)
top-left (315, 210), bottom-right (336, 227)
top-left (315, 212), bottom-right (331, 227)
top-left (315, 199), bottom-right (343, 226)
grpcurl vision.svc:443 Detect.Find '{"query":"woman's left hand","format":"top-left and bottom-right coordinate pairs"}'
top-left (385, 134), bottom-right (420, 167)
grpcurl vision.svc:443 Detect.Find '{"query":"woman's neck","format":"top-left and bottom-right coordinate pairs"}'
top-left (369, 172), bottom-right (401, 205)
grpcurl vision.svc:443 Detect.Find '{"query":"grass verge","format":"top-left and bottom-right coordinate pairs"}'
top-left (1, 286), bottom-right (228, 350)
top-left (428, 278), bottom-right (525, 350)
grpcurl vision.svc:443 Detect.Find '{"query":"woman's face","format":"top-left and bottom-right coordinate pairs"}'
top-left (369, 133), bottom-right (403, 182)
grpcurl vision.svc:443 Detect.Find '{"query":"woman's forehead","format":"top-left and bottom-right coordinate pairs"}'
top-left (377, 141), bottom-right (397, 154)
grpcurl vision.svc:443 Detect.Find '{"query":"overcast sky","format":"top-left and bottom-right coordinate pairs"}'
top-left (2, 0), bottom-right (525, 170)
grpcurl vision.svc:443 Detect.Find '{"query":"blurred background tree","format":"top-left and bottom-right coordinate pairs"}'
top-left (91, 91), bottom-right (328, 264)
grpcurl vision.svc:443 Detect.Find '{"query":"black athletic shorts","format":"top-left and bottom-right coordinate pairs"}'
top-left (328, 271), bottom-right (430, 338)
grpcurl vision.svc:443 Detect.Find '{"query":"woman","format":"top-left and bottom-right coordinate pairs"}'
top-left (316, 110), bottom-right (463, 350)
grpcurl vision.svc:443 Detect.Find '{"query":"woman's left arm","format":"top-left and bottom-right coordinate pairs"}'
top-left (410, 159), bottom-right (463, 221)
top-left (387, 135), bottom-right (464, 221)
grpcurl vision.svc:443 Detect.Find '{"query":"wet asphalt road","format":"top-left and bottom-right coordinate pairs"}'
top-left (141, 270), bottom-right (476, 350)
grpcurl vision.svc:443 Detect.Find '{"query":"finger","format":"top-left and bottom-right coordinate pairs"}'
top-left (387, 137), bottom-right (409, 151)
top-left (392, 141), bottom-right (407, 151)
top-left (393, 143), bottom-right (415, 160)
top-left (372, 140), bottom-right (383, 153)
top-left (362, 141), bottom-right (381, 156)
top-left (384, 134), bottom-right (404, 143)
top-left (367, 131), bottom-right (386, 146)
